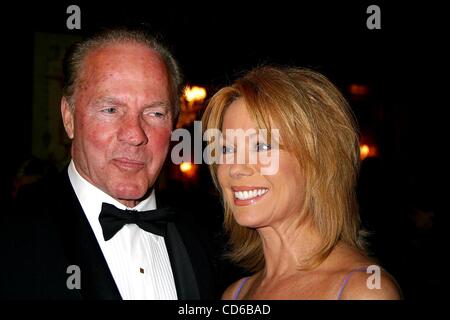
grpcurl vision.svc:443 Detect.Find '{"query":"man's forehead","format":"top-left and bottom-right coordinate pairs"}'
top-left (89, 41), bottom-right (160, 57)
top-left (77, 43), bottom-right (169, 88)
top-left (82, 42), bottom-right (165, 73)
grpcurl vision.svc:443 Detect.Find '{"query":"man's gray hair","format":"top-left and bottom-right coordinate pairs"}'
top-left (62, 27), bottom-right (183, 122)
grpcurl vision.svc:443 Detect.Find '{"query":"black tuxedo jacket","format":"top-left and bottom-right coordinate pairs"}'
top-left (0, 170), bottom-right (216, 299)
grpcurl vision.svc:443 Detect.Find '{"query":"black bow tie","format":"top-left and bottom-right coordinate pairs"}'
top-left (98, 202), bottom-right (175, 241)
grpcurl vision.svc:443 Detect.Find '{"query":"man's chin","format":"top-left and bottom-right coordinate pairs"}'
top-left (106, 177), bottom-right (155, 205)
top-left (114, 195), bottom-right (145, 208)
top-left (111, 188), bottom-right (148, 206)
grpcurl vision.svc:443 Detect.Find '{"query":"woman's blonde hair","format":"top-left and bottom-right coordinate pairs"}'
top-left (202, 66), bottom-right (366, 272)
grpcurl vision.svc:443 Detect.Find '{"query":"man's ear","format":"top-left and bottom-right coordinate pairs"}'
top-left (61, 97), bottom-right (75, 139)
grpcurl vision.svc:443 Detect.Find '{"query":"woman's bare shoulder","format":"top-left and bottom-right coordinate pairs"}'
top-left (328, 243), bottom-right (402, 299)
top-left (221, 277), bottom-right (249, 300)
top-left (339, 267), bottom-right (402, 300)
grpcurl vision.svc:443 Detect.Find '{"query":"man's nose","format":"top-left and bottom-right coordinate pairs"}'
top-left (118, 115), bottom-right (148, 146)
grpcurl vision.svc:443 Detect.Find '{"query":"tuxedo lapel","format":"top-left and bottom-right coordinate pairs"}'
top-left (164, 222), bottom-right (201, 299)
top-left (51, 171), bottom-right (122, 300)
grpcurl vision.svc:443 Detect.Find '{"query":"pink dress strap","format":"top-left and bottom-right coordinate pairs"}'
top-left (337, 267), bottom-right (369, 300)
top-left (232, 276), bottom-right (250, 300)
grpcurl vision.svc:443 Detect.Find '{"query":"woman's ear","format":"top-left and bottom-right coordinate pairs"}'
top-left (61, 97), bottom-right (74, 139)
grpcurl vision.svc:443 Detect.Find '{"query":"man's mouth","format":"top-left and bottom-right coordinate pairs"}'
top-left (112, 158), bottom-right (146, 170)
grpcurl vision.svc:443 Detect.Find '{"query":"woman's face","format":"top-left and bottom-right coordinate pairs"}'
top-left (217, 98), bottom-right (306, 229)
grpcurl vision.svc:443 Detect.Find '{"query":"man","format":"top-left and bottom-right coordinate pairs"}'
top-left (0, 27), bottom-right (215, 299)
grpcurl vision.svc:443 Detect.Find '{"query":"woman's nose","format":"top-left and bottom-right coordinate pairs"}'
top-left (228, 162), bottom-right (254, 179)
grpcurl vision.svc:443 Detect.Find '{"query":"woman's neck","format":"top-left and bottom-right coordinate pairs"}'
top-left (257, 217), bottom-right (324, 279)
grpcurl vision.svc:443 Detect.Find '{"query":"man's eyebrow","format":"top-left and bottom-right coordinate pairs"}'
top-left (94, 97), bottom-right (171, 110)
top-left (145, 101), bottom-right (171, 109)
top-left (94, 96), bottom-right (126, 106)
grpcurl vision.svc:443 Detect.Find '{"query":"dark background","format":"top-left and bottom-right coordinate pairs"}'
top-left (0, 1), bottom-right (446, 299)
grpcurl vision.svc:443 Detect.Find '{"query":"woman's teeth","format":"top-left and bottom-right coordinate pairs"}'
top-left (234, 189), bottom-right (268, 200)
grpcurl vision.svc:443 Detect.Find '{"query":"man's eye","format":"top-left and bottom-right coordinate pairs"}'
top-left (256, 143), bottom-right (271, 152)
top-left (151, 112), bottom-right (166, 118)
top-left (101, 107), bottom-right (117, 114)
top-left (222, 146), bottom-right (235, 154)
top-left (144, 110), bottom-right (167, 118)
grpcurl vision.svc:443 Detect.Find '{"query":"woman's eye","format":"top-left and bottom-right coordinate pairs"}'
top-left (256, 143), bottom-right (271, 152)
top-left (222, 145), bottom-right (235, 154)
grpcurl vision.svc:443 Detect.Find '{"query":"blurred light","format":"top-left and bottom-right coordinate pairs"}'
top-left (184, 85), bottom-right (207, 103)
top-left (360, 144), bottom-right (378, 160)
top-left (360, 144), bottom-right (370, 160)
top-left (349, 84), bottom-right (370, 96)
top-left (179, 162), bottom-right (193, 173)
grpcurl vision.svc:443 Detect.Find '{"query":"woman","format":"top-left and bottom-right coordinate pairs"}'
top-left (202, 66), bottom-right (401, 300)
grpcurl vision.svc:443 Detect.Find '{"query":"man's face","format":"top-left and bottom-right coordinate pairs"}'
top-left (61, 42), bottom-right (173, 207)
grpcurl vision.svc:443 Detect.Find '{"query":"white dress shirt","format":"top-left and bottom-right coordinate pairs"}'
top-left (67, 160), bottom-right (177, 300)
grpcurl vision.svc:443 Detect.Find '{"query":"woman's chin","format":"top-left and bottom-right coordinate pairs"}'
top-left (234, 214), bottom-right (265, 229)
